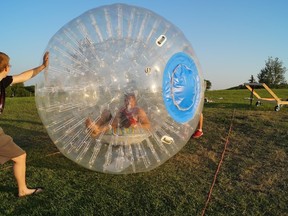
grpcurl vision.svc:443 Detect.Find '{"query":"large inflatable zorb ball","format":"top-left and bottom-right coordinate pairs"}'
top-left (35, 4), bottom-right (205, 174)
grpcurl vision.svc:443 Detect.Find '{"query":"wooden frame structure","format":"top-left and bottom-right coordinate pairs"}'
top-left (244, 82), bottom-right (288, 111)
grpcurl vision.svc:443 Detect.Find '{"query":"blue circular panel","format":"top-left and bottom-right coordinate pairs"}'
top-left (162, 52), bottom-right (201, 123)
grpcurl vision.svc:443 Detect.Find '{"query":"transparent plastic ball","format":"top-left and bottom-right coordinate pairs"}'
top-left (35, 3), bottom-right (204, 174)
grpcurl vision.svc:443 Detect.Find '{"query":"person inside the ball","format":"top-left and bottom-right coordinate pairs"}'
top-left (85, 93), bottom-right (151, 137)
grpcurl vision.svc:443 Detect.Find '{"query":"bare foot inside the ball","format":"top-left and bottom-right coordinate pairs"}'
top-left (85, 118), bottom-right (101, 137)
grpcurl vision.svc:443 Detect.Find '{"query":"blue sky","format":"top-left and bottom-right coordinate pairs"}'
top-left (1, 0), bottom-right (288, 90)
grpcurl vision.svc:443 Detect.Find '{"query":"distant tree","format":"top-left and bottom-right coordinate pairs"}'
top-left (14, 88), bottom-right (30, 97)
top-left (257, 57), bottom-right (287, 86)
top-left (24, 85), bottom-right (35, 96)
top-left (12, 83), bottom-right (24, 97)
top-left (248, 75), bottom-right (256, 105)
top-left (5, 86), bottom-right (13, 97)
top-left (6, 83), bottom-right (30, 97)
top-left (248, 75), bottom-right (255, 83)
top-left (205, 79), bottom-right (212, 90)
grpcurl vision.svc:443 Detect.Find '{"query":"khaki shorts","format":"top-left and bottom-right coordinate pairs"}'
top-left (0, 127), bottom-right (26, 165)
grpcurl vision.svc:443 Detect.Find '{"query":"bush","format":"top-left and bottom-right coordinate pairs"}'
top-left (5, 84), bottom-right (35, 97)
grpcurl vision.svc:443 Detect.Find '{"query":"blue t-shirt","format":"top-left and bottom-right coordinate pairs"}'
top-left (0, 76), bottom-right (13, 114)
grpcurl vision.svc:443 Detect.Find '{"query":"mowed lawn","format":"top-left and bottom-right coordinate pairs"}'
top-left (0, 89), bottom-right (288, 216)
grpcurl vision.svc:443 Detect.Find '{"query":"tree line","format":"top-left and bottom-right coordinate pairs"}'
top-left (200, 56), bottom-right (286, 90)
top-left (228, 56), bottom-right (287, 90)
top-left (6, 83), bottom-right (35, 97)
top-left (5, 56), bottom-right (286, 96)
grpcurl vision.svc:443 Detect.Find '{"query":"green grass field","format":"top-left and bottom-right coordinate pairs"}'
top-left (1, 89), bottom-right (288, 216)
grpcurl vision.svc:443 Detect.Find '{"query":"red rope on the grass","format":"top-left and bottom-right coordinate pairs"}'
top-left (201, 109), bottom-right (236, 216)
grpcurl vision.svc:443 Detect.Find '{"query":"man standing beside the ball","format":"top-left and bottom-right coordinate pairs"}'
top-left (0, 51), bottom-right (49, 197)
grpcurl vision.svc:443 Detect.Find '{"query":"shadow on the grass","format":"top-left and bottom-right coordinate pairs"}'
top-left (0, 118), bottom-right (42, 126)
top-left (205, 102), bottom-right (255, 109)
top-left (0, 185), bottom-right (16, 196)
top-left (204, 102), bottom-right (287, 111)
